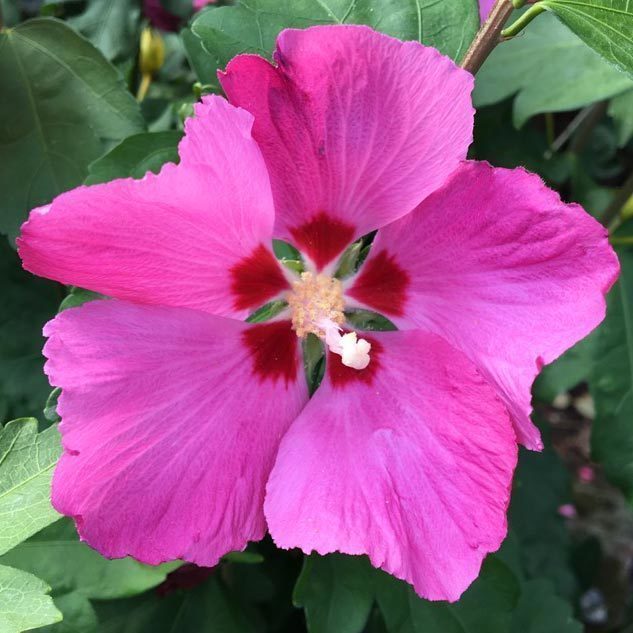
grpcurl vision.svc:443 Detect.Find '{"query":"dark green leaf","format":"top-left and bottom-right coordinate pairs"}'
top-left (191, 0), bottom-right (478, 71)
top-left (58, 287), bottom-right (104, 311)
top-left (43, 388), bottom-right (61, 424)
top-left (0, 419), bottom-right (61, 555)
top-left (181, 27), bottom-right (218, 86)
top-left (0, 519), bottom-right (179, 601)
top-left (0, 18), bottom-right (144, 241)
top-left (41, 590), bottom-right (98, 633)
top-left (533, 333), bottom-right (596, 402)
top-left (375, 556), bottom-right (520, 633)
top-left (91, 575), bottom-right (260, 633)
top-left (591, 246), bottom-right (633, 495)
top-left (473, 101), bottom-right (572, 184)
top-left (510, 438), bottom-right (576, 597)
top-left (474, 13), bottom-right (633, 127)
top-left (85, 131), bottom-right (182, 185)
top-left (511, 580), bottom-right (582, 632)
top-left (0, 240), bottom-right (59, 421)
top-left (345, 309), bottom-right (397, 332)
top-left (609, 89), bottom-right (633, 146)
top-left (294, 554), bottom-right (374, 633)
top-left (541, 0), bottom-right (633, 77)
top-left (246, 300), bottom-right (288, 324)
top-left (0, 564), bottom-right (61, 633)
top-left (69, 0), bottom-right (141, 60)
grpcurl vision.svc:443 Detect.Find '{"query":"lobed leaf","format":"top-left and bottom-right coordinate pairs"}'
top-left (0, 419), bottom-right (61, 556)
top-left (0, 18), bottom-right (144, 242)
top-left (541, 0), bottom-right (633, 77)
top-left (0, 564), bottom-right (61, 633)
top-left (474, 13), bottom-right (633, 127)
top-left (190, 0), bottom-right (479, 75)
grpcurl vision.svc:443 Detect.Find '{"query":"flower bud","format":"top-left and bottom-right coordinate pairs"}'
top-left (139, 27), bottom-right (165, 76)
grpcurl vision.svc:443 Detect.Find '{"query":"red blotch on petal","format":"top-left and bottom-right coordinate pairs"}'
top-left (290, 212), bottom-right (355, 270)
top-left (328, 337), bottom-right (383, 389)
top-left (230, 244), bottom-right (289, 311)
top-left (347, 250), bottom-right (410, 316)
top-left (243, 320), bottom-right (299, 385)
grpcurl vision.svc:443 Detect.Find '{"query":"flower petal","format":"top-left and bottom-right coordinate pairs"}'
top-left (47, 300), bottom-right (307, 565)
top-left (265, 330), bottom-right (516, 602)
top-left (220, 25), bottom-right (474, 269)
top-left (18, 96), bottom-right (287, 318)
top-left (346, 161), bottom-right (619, 449)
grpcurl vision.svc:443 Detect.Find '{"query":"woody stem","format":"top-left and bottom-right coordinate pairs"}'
top-left (460, 0), bottom-right (515, 75)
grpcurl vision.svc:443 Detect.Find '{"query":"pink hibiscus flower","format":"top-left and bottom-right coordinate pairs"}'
top-left (479, 0), bottom-right (495, 21)
top-left (18, 26), bottom-right (618, 602)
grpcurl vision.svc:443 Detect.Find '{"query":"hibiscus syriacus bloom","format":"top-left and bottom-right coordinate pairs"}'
top-left (18, 26), bottom-right (618, 601)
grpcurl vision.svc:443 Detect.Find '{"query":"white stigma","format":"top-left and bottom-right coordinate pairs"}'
top-left (286, 271), bottom-right (371, 371)
top-left (322, 320), bottom-right (372, 370)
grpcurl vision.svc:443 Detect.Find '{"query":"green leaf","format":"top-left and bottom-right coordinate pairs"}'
top-left (90, 575), bottom-right (260, 633)
top-left (58, 287), bottom-right (104, 311)
top-left (39, 591), bottom-right (98, 633)
top-left (0, 419), bottom-right (61, 555)
top-left (0, 564), bottom-right (61, 633)
top-left (609, 89), bottom-right (633, 147)
top-left (190, 0), bottom-right (479, 70)
top-left (85, 131), bottom-right (182, 185)
top-left (540, 0), bottom-right (633, 77)
top-left (511, 580), bottom-right (582, 633)
top-left (473, 101), bottom-right (572, 184)
top-left (375, 556), bottom-right (520, 633)
top-left (474, 12), bottom-right (633, 127)
top-left (0, 519), bottom-right (179, 601)
top-left (293, 554), bottom-right (374, 633)
top-left (181, 27), bottom-right (218, 86)
top-left (0, 240), bottom-right (59, 421)
top-left (0, 18), bottom-right (144, 242)
top-left (68, 0), bottom-right (141, 60)
top-left (591, 246), bottom-right (633, 494)
top-left (533, 333), bottom-right (596, 402)
top-left (509, 440), bottom-right (576, 598)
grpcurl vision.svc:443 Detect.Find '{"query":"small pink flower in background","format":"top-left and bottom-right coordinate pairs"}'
top-left (143, 0), bottom-right (181, 32)
top-left (479, 0), bottom-right (495, 21)
top-left (144, 0), bottom-right (215, 32)
top-left (193, 0), bottom-right (216, 8)
top-left (579, 465), bottom-right (596, 483)
top-left (558, 504), bottom-right (578, 519)
top-left (18, 26), bottom-right (618, 602)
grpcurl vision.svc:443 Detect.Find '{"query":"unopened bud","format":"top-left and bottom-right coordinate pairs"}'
top-left (139, 27), bottom-right (165, 76)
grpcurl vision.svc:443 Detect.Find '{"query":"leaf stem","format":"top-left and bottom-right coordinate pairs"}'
top-left (603, 170), bottom-right (633, 229)
top-left (136, 73), bottom-right (152, 102)
top-left (460, 0), bottom-right (515, 75)
top-left (500, 3), bottom-right (547, 37)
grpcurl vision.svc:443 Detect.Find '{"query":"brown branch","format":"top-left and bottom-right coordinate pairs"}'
top-left (460, 0), bottom-right (515, 75)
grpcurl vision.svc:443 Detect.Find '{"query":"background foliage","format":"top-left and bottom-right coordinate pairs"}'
top-left (1, 0), bottom-right (633, 631)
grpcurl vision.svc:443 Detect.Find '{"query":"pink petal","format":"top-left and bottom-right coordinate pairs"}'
top-left (347, 162), bottom-right (619, 449)
top-left (265, 330), bottom-right (516, 602)
top-left (46, 300), bottom-right (308, 565)
top-left (18, 96), bottom-right (287, 319)
top-left (479, 0), bottom-right (495, 21)
top-left (220, 26), bottom-right (474, 269)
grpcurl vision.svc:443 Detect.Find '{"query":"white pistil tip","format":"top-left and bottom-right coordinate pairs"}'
top-left (340, 332), bottom-right (371, 370)
top-left (323, 321), bottom-right (371, 370)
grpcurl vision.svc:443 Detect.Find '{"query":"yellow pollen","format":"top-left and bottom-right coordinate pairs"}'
top-left (287, 272), bottom-right (345, 338)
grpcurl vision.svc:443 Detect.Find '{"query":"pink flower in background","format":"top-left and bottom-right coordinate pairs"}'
top-left (144, 0), bottom-right (215, 31)
top-left (479, 0), bottom-right (495, 21)
top-left (18, 26), bottom-right (618, 602)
